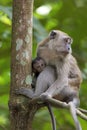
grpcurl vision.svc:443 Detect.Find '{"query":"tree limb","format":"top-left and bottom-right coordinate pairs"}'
top-left (76, 109), bottom-right (87, 120)
top-left (78, 108), bottom-right (87, 114)
top-left (29, 96), bottom-right (87, 121)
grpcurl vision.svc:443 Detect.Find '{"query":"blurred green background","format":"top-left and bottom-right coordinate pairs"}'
top-left (0, 0), bottom-right (87, 130)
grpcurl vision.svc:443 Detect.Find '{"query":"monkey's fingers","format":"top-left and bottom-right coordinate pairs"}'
top-left (15, 88), bottom-right (24, 94)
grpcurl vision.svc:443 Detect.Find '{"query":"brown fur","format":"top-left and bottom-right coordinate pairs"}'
top-left (37, 30), bottom-right (82, 102)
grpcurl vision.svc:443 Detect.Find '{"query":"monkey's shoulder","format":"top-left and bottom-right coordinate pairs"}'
top-left (69, 55), bottom-right (82, 81)
top-left (69, 55), bottom-right (77, 64)
top-left (68, 55), bottom-right (79, 71)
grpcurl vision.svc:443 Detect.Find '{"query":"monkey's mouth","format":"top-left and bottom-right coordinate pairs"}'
top-left (56, 50), bottom-right (70, 55)
top-left (61, 47), bottom-right (71, 54)
top-left (55, 47), bottom-right (71, 56)
top-left (61, 50), bottom-right (70, 54)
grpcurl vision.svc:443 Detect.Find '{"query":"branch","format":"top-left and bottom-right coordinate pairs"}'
top-left (30, 96), bottom-right (87, 121)
top-left (76, 109), bottom-right (87, 120)
top-left (78, 108), bottom-right (87, 114)
top-left (30, 96), bottom-right (68, 107)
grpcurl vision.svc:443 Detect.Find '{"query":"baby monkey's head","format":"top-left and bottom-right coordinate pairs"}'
top-left (32, 57), bottom-right (46, 74)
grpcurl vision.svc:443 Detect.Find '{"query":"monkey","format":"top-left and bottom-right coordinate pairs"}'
top-left (36, 31), bottom-right (82, 130)
top-left (32, 57), bottom-right (46, 75)
top-left (31, 57), bottom-right (46, 89)
top-left (20, 57), bottom-right (80, 100)
top-left (16, 30), bottom-right (82, 130)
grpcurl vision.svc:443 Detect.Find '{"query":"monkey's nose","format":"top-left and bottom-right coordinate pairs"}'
top-left (67, 47), bottom-right (70, 51)
top-left (66, 44), bottom-right (71, 53)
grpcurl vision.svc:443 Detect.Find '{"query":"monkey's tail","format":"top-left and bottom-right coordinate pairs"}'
top-left (69, 102), bottom-right (82, 130)
top-left (46, 103), bottom-right (56, 130)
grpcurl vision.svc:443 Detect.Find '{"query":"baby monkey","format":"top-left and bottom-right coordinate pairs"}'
top-left (32, 57), bottom-right (46, 75)
top-left (32, 57), bottom-right (46, 89)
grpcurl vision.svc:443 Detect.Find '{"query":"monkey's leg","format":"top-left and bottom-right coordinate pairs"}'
top-left (16, 66), bottom-right (56, 99)
top-left (15, 71), bottom-right (48, 98)
top-left (15, 87), bottom-right (34, 98)
top-left (15, 76), bottom-right (49, 98)
top-left (15, 75), bottom-right (49, 98)
top-left (68, 98), bottom-right (82, 130)
top-left (32, 66), bottom-right (56, 98)
top-left (32, 77), bottom-right (49, 98)
top-left (40, 78), bottom-right (68, 100)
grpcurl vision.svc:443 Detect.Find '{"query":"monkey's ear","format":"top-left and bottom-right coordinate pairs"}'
top-left (49, 30), bottom-right (57, 39)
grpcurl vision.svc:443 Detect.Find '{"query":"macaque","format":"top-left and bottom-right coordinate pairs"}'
top-left (31, 57), bottom-right (46, 89)
top-left (16, 30), bottom-right (82, 130)
top-left (32, 57), bottom-right (46, 75)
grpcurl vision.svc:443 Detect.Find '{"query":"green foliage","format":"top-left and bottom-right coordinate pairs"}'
top-left (0, 0), bottom-right (87, 129)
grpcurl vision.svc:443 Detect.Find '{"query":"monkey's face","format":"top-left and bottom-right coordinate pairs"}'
top-left (33, 59), bottom-right (46, 73)
top-left (48, 30), bottom-right (73, 56)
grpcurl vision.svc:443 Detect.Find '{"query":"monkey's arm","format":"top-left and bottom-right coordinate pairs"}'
top-left (41, 77), bottom-right (68, 98)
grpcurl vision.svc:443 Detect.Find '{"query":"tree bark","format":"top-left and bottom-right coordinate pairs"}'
top-left (9, 0), bottom-right (37, 130)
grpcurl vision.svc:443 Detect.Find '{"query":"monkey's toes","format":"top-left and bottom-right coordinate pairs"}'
top-left (15, 87), bottom-right (25, 95)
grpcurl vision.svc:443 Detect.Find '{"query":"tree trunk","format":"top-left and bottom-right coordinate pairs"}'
top-left (9, 0), bottom-right (37, 130)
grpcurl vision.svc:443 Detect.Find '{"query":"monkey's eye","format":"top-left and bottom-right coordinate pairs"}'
top-left (41, 64), bottom-right (44, 67)
top-left (49, 30), bottom-right (57, 39)
top-left (64, 37), bottom-right (73, 44)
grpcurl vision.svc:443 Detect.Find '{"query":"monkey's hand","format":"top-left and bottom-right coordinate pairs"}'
top-left (15, 87), bottom-right (34, 98)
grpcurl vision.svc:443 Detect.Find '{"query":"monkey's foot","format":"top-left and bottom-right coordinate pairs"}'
top-left (15, 87), bottom-right (25, 95)
top-left (40, 93), bottom-right (51, 101)
top-left (15, 87), bottom-right (34, 98)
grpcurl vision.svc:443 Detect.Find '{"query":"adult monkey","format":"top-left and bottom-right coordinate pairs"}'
top-left (16, 30), bottom-right (82, 130)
